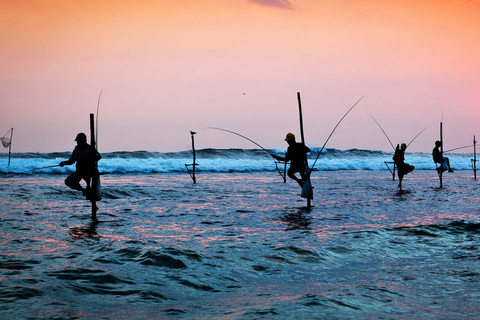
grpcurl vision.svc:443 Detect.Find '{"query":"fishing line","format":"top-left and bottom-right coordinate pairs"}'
top-left (18, 165), bottom-right (61, 174)
top-left (311, 96), bottom-right (364, 169)
top-left (444, 145), bottom-right (474, 153)
top-left (204, 127), bottom-right (275, 157)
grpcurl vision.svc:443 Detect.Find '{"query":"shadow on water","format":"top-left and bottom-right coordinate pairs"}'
top-left (277, 207), bottom-right (313, 231)
top-left (394, 189), bottom-right (412, 200)
top-left (69, 220), bottom-right (100, 240)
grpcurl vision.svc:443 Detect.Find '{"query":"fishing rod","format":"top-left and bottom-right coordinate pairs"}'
top-left (444, 145), bottom-right (474, 153)
top-left (18, 164), bottom-right (61, 174)
top-left (367, 112), bottom-right (395, 151)
top-left (368, 112), bottom-right (428, 150)
top-left (311, 96), bottom-right (365, 169)
top-left (204, 127), bottom-right (275, 157)
top-left (407, 126), bottom-right (429, 148)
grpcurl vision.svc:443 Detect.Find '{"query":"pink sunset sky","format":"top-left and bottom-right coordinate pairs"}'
top-left (1, 0), bottom-right (479, 153)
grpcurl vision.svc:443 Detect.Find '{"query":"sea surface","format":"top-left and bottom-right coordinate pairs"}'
top-left (1, 149), bottom-right (480, 319)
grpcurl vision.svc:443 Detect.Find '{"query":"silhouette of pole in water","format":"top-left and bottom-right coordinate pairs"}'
top-left (439, 122), bottom-right (443, 188)
top-left (473, 136), bottom-right (477, 179)
top-left (90, 113), bottom-right (99, 220)
top-left (8, 128), bottom-right (13, 166)
top-left (185, 131), bottom-right (198, 184)
top-left (1, 128), bottom-right (14, 166)
top-left (297, 92), bottom-right (313, 208)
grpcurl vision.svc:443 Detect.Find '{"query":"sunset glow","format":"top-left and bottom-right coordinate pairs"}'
top-left (1, 0), bottom-right (479, 153)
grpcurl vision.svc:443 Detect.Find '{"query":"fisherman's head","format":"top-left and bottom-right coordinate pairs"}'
top-left (75, 133), bottom-right (87, 146)
top-left (435, 140), bottom-right (441, 147)
top-left (285, 132), bottom-right (296, 144)
top-left (401, 143), bottom-right (407, 150)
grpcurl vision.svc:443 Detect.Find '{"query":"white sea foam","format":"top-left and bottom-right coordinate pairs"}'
top-left (0, 148), bottom-right (476, 174)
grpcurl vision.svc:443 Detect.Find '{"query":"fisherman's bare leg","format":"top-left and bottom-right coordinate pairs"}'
top-left (445, 158), bottom-right (454, 172)
top-left (65, 172), bottom-right (85, 192)
top-left (288, 167), bottom-right (304, 187)
top-left (397, 171), bottom-right (404, 189)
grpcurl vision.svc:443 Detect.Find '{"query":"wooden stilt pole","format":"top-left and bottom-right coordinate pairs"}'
top-left (439, 122), bottom-right (443, 188)
top-left (473, 135), bottom-right (477, 179)
top-left (297, 92), bottom-right (312, 208)
top-left (90, 114), bottom-right (98, 221)
top-left (191, 131), bottom-right (197, 184)
top-left (8, 128), bottom-right (13, 166)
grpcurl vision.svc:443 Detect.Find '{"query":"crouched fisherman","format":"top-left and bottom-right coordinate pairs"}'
top-left (59, 133), bottom-right (101, 198)
top-left (393, 143), bottom-right (415, 189)
top-left (273, 133), bottom-right (311, 187)
top-left (432, 140), bottom-right (453, 173)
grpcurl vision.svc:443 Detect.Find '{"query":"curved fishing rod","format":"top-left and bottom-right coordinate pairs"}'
top-left (204, 127), bottom-right (275, 157)
top-left (367, 112), bottom-right (395, 151)
top-left (311, 96), bottom-right (365, 169)
top-left (368, 112), bottom-right (429, 150)
top-left (407, 126), bottom-right (429, 148)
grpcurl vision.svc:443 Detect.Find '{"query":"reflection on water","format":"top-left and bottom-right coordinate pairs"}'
top-left (1, 171), bottom-right (480, 319)
top-left (278, 208), bottom-right (313, 231)
top-left (69, 221), bottom-right (99, 240)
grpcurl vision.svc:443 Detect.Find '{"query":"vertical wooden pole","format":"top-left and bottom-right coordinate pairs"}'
top-left (191, 131), bottom-right (197, 184)
top-left (297, 92), bottom-right (311, 208)
top-left (439, 122), bottom-right (443, 188)
top-left (8, 128), bottom-right (13, 166)
top-left (90, 114), bottom-right (98, 221)
top-left (474, 135), bottom-right (477, 179)
top-left (297, 92), bottom-right (306, 146)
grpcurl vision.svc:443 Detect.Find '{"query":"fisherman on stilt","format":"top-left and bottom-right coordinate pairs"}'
top-left (59, 133), bottom-right (102, 199)
top-left (273, 133), bottom-right (311, 187)
top-left (432, 140), bottom-right (454, 173)
top-left (392, 143), bottom-right (414, 190)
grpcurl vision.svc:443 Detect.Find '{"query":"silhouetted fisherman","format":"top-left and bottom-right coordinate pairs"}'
top-left (273, 133), bottom-right (310, 187)
top-left (432, 140), bottom-right (454, 173)
top-left (392, 143), bottom-right (415, 190)
top-left (59, 133), bottom-right (101, 198)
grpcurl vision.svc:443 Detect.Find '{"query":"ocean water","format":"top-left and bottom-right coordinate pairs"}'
top-left (1, 149), bottom-right (480, 319)
top-left (0, 148), bottom-right (478, 174)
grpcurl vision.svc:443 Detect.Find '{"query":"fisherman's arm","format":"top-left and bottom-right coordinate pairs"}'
top-left (272, 154), bottom-right (286, 162)
top-left (59, 151), bottom-right (76, 167)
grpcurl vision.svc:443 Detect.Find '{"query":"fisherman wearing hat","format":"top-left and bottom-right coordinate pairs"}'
top-left (392, 143), bottom-right (415, 190)
top-left (59, 133), bottom-right (101, 197)
top-left (273, 133), bottom-right (311, 187)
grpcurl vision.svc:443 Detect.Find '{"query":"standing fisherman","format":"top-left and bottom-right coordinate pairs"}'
top-left (273, 133), bottom-right (311, 187)
top-left (59, 133), bottom-right (102, 198)
top-left (392, 143), bottom-right (415, 190)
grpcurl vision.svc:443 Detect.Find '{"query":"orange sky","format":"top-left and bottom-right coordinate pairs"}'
top-left (0, 0), bottom-right (479, 153)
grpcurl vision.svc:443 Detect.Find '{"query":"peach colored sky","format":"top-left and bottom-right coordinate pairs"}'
top-left (0, 0), bottom-right (479, 153)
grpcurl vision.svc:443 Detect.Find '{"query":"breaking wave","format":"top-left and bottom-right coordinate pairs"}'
top-left (0, 148), bottom-right (476, 174)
